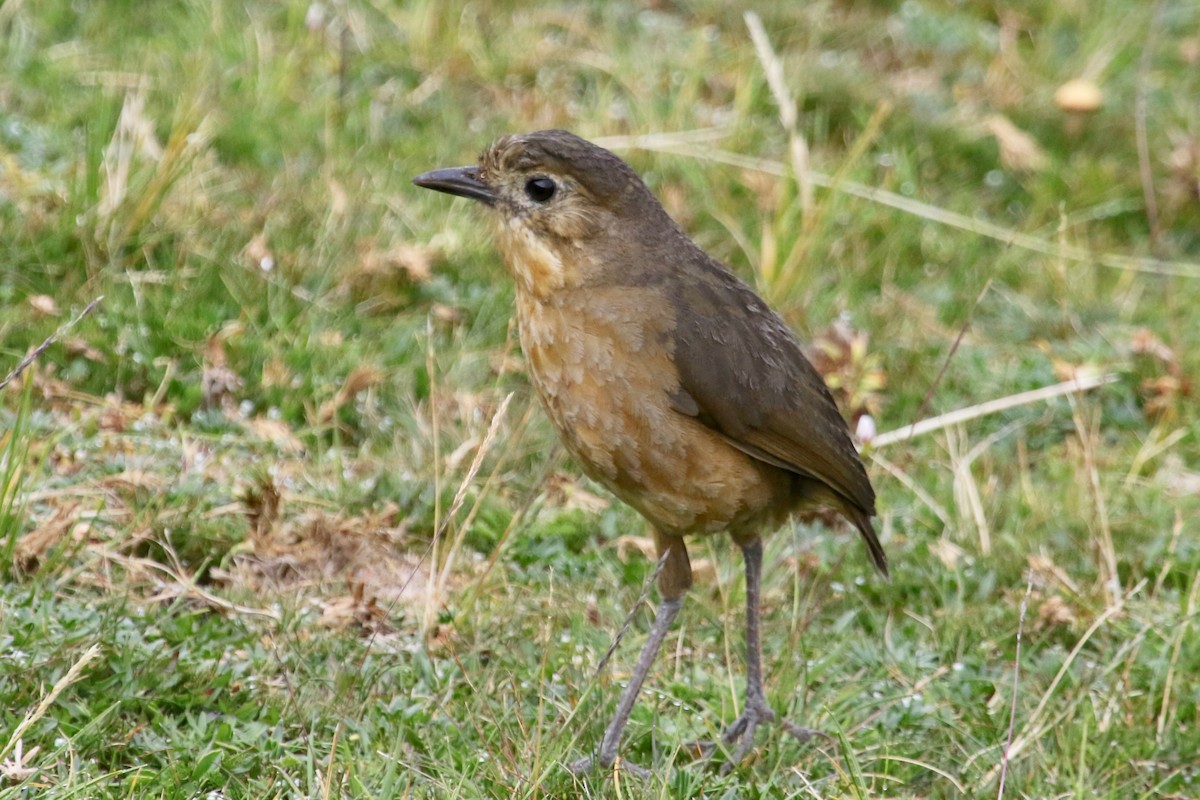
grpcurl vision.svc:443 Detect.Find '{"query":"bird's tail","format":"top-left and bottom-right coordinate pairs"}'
top-left (845, 505), bottom-right (888, 577)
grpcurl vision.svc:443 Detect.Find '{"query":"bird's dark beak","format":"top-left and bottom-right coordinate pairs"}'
top-left (412, 166), bottom-right (495, 206)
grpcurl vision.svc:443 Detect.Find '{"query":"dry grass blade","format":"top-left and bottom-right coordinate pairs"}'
top-left (593, 127), bottom-right (733, 151)
top-left (871, 374), bottom-right (1118, 448)
top-left (96, 90), bottom-right (214, 255)
top-left (1068, 395), bottom-right (1120, 606)
top-left (0, 297), bottom-right (103, 391)
top-left (1123, 425), bottom-right (1187, 489)
top-left (744, 11), bottom-right (812, 212)
top-left (869, 450), bottom-right (951, 526)
top-left (872, 754), bottom-right (966, 794)
top-left (97, 548), bottom-right (282, 621)
top-left (426, 391), bottom-right (514, 632)
top-left (980, 581), bottom-right (1143, 784)
top-left (0, 643), bottom-right (102, 764)
top-left (1152, 511), bottom-right (1185, 599)
top-left (947, 425), bottom-right (992, 554)
top-left (907, 278), bottom-right (993, 433)
top-left (1135, 1), bottom-right (1166, 251)
top-left (589, 550), bottom-right (670, 680)
top-left (615, 141), bottom-right (1200, 279)
top-left (949, 419), bottom-right (1027, 553)
top-left (997, 579), bottom-right (1033, 799)
top-left (1156, 565), bottom-right (1200, 742)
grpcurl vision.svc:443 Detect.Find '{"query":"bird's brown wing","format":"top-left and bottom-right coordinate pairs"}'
top-left (666, 255), bottom-right (887, 573)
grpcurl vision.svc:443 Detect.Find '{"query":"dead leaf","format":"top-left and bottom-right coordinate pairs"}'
top-left (444, 436), bottom-right (481, 473)
top-left (785, 551), bottom-right (822, 575)
top-left (659, 182), bottom-right (693, 227)
top-left (1130, 328), bottom-right (1177, 364)
top-left (50, 443), bottom-right (85, 477)
top-left (243, 232), bottom-right (275, 272)
top-left (244, 416), bottom-right (305, 454)
top-left (391, 243), bottom-right (434, 283)
top-left (28, 295), bottom-right (59, 317)
top-left (202, 364), bottom-right (243, 410)
top-left (317, 586), bottom-right (390, 633)
top-left (886, 67), bottom-right (943, 98)
top-left (1027, 552), bottom-right (1079, 594)
top-left (260, 357), bottom-right (292, 389)
top-left (242, 474), bottom-right (282, 542)
top-left (1165, 133), bottom-right (1200, 203)
top-left (98, 398), bottom-right (143, 432)
top-left (490, 351), bottom-right (524, 376)
top-left (930, 537), bottom-right (966, 570)
top-left (0, 739), bottom-right (40, 782)
top-left (740, 169), bottom-right (783, 212)
top-left (100, 470), bottom-right (166, 493)
top-left (343, 365), bottom-right (382, 396)
top-left (356, 241), bottom-right (435, 285)
top-left (1155, 455), bottom-right (1200, 497)
top-left (1037, 595), bottom-right (1076, 628)
top-left (16, 503), bottom-right (80, 572)
top-left (202, 333), bottom-right (244, 411)
top-left (328, 177), bottom-right (348, 218)
top-left (430, 303), bottom-right (463, 326)
top-left (1141, 375), bottom-right (1190, 420)
top-left (690, 558), bottom-right (716, 584)
top-left (1054, 78), bottom-right (1102, 113)
top-left (614, 535), bottom-right (656, 562)
top-left (983, 114), bottom-right (1048, 174)
top-left (427, 618), bottom-right (460, 654)
top-left (62, 337), bottom-right (105, 362)
top-left (808, 318), bottom-right (887, 422)
top-left (97, 89), bottom-right (163, 218)
top-left (317, 365), bottom-right (383, 423)
top-left (1050, 358), bottom-right (1104, 383)
top-left (1130, 327), bottom-right (1191, 421)
top-left (1179, 37), bottom-right (1200, 66)
top-left (229, 507), bottom-right (433, 627)
top-left (545, 473), bottom-right (610, 513)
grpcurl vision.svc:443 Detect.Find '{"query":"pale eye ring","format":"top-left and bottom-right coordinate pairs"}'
top-left (525, 176), bottom-right (556, 203)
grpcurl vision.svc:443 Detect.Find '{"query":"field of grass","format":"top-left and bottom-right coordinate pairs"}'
top-left (3, 1), bottom-right (1199, 797)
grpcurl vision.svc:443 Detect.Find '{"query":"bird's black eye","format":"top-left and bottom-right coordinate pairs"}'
top-left (525, 177), bottom-right (557, 203)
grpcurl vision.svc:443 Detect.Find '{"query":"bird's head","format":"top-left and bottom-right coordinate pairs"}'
top-left (414, 130), bottom-right (672, 296)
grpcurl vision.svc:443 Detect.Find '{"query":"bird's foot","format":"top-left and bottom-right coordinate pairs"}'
top-left (686, 702), bottom-right (830, 774)
top-left (779, 719), bottom-right (831, 745)
top-left (717, 699), bottom-right (775, 774)
top-left (568, 754), bottom-right (650, 779)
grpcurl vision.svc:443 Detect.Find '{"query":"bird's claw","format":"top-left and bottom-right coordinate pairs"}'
top-left (568, 755), bottom-right (650, 779)
top-left (780, 719), bottom-right (833, 745)
top-left (718, 701), bottom-right (775, 774)
top-left (685, 704), bottom-right (827, 774)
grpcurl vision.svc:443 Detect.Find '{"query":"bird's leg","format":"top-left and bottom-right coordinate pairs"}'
top-left (709, 538), bottom-right (826, 773)
top-left (716, 538), bottom-right (776, 769)
top-left (570, 595), bottom-right (683, 776)
top-left (570, 533), bottom-right (691, 776)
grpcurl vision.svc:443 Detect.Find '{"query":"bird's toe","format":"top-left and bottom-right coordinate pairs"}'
top-left (568, 755), bottom-right (650, 778)
top-left (780, 720), bottom-right (833, 744)
top-left (690, 703), bottom-right (827, 773)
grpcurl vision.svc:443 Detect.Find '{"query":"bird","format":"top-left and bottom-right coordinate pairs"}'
top-left (413, 130), bottom-right (886, 775)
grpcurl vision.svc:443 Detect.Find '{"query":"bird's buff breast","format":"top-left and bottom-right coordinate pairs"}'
top-left (514, 288), bottom-right (784, 537)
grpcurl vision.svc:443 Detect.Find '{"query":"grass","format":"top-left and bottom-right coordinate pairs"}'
top-left (2, 0), bottom-right (1199, 797)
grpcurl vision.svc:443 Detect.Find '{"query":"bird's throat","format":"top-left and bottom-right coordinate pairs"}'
top-left (492, 216), bottom-right (575, 299)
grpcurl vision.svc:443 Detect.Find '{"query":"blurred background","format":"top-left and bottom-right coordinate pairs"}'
top-left (1, 1), bottom-right (1198, 797)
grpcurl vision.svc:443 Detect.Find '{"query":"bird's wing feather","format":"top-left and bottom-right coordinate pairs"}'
top-left (666, 254), bottom-right (876, 518)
